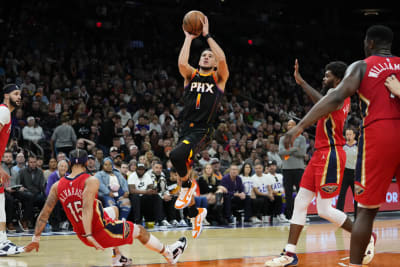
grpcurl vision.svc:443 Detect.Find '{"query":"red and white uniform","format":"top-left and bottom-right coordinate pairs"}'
top-left (355, 55), bottom-right (400, 205)
top-left (57, 172), bottom-right (134, 248)
top-left (0, 104), bottom-right (12, 194)
top-left (300, 97), bottom-right (350, 198)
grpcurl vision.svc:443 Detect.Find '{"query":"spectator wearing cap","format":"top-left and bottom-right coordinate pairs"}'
top-left (211, 158), bottom-right (223, 181)
top-left (45, 160), bottom-right (69, 231)
top-left (265, 160), bottom-right (289, 223)
top-left (109, 146), bottom-right (119, 159)
top-left (252, 163), bottom-right (274, 224)
top-left (51, 114), bottom-right (77, 157)
top-left (128, 163), bottom-right (164, 225)
top-left (112, 153), bottom-right (123, 173)
top-left (95, 157), bottom-right (131, 220)
top-left (117, 104), bottom-right (132, 126)
top-left (111, 136), bottom-right (128, 158)
top-left (86, 154), bottom-right (97, 175)
top-left (22, 116), bottom-right (45, 143)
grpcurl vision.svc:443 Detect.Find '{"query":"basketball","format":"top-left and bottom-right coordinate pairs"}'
top-left (183, 10), bottom-right (205, 36)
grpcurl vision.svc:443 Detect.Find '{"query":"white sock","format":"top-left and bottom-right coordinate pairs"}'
top-left (144, 234), bottom-right (166, 254)
top-left (285, 244), bottom-right (296, 254)
top-left (0, 231), bottom-right (7, 243)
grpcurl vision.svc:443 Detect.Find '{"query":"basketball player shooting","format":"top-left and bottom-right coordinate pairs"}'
top-left (170, 14), bottom-right (229, 239)
top-left (25, 149), bottom-right (187, 266)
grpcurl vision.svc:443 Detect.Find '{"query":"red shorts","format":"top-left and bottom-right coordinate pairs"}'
top-left (300, 147), bottom-right (346, 198)
top-left (78, 207), bottom-right (134, 248)
top-left (355, 120), bottom-right (400, 206)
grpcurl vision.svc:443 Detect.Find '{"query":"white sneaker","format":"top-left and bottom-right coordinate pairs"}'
top-left (362, 232), bottom-right (377, 264)
top-left (264, 251), bottom-right (298, 266)
top-left (178, 219), bottom-right (188, 227)
top-left (161, 219), bottom-right (172, 227)
top-left (112, 254), bottom-right (133, 266)
top-left (263, 216), bottom-right (271, 224)
top-left (0, 240), bottom-right (25, 256)
top-left (277, 214), bottom-right (289, 223)
top-left (251, 217), bottom-right (262, 224)
top-left (171, 219), bottom-right (179, 227)
top-left (163, 237), bottom-right (188, 264)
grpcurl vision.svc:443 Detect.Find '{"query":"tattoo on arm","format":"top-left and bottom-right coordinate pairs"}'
top-left (34, 184), bottom-right (59, 237)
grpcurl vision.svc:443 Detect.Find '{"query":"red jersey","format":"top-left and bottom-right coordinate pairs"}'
top-left (57, 172), bottom-right (105, 236)
top-left (358, 55), bottom-right (400, 127)
top-left (0, 104), bottom-right (12, 193)
top-left (315, 97), bottom-right (350, 149)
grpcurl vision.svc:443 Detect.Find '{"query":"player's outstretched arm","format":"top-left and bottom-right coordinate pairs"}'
top-left (25, 183), bottom-right (59, 252)
top-left (294, 59), bottom-right (323, 103)
top-left (202, 16), bottom-right (229, 86)
top-left (385, 75), bottom-right (400, 97)
top-left (283, 60), bottom-right (364, 149)
top-left (178, 27), bottom-right (197, 82)
top-left (82, 177), bottom-right (104, 250)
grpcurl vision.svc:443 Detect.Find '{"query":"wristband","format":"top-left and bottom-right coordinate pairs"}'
top-left (204, 34), bottom-right (211, 40)
top-left (82, 233), bottom-right (92, 238)
top-left (32, 235), bottom-right (40, 242)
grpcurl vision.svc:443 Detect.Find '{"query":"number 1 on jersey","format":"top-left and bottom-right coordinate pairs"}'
top-left (196, 93), bottom-right (201, 109)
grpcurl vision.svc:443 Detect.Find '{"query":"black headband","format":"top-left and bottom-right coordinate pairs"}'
top-left (3, 84), bottom-right (20, 94)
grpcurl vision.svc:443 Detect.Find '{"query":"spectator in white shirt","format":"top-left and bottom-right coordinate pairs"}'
top-left (117, 104), bottom-right (132, 126)
top-left (22, 116), bottom-right (45, 143)
top-left (252, 163), bottom-right (274, 224)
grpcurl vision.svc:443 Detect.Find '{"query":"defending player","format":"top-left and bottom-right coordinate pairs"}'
top-left (25, 149), bottom-right (187, 266)
top-left (265, 60), bottom-right (375, 266)
top-left (281, 25), bottom-right (399, 267)
top-left (0, 84), bottom-right (24, 256)
top-left (170, 16), bottom-right (229, 239)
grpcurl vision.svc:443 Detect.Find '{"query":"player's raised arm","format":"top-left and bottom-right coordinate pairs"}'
top-left (202, 16), bottom-right (229, 85)
top-left (283, 60), bottom-right (365, 149)
top-left (25, 182), bottom-right (59, 252)
top-left (178, 28), bottom-right (197, 83)
top-left (82, 176), bottom-right (104, 250)
top-left (294, 59), bottom-right (323, 103)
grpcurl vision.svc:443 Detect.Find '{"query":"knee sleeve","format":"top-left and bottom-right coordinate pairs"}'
top-left (132, 223), bottom-right (141, 238)
top-left (290, 188), bottom-right (315, 225)
top-left (316, 193), bottom-right (347, 227)
top-left (170, 142), bottom-right (193, 178)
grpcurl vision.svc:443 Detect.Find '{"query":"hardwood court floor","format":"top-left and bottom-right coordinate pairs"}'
top-left (4, 219), bottom-right (400, 267)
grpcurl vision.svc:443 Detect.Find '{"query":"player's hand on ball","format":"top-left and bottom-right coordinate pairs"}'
top-left (87, 236), bottom-right (104, 251)
top-left (25, 242), bottom-right (39, 252)
top-left (200, 16), bottom-right (209, 37)
top-left (182, 26), bottom-right (199, 39)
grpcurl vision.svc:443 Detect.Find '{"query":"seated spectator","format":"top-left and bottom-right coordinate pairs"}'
top-left (220, 164), bottom-right (248, 224)
top-left (127, 159), bottom-right (137, 177)
top-left (45, 160), bottom-right (69, 231)
top-left (265, 160), bottom-right (288, 223)
top-left (127, 163), bottom-right (164, 225)
top-left (211, 158), bottom-right (223, 180)
top-left (208, 140), bottom-right (219, 158)
top-left (95, 158), bottom-right (131, 220)
top-left (22, 116), bottom-right (45, 143)
top-left (126, 144), bottom-right (139, 162)
top-left (147, 161), bottom-right (173, 226)
top-left (120, 161), bottom-right (129, 179)
top-left (267, 144), bottom-right (283, 169)
top-left (86, 154), bottom-right (97, 175)
top-left (16, 155), bottom-right (46, 230)
top-left (94, 149), bottom-right (104, 171)
top-left (198, 150), bottom-right (212, 167)
top-left (239, 163), bottom-right (261, 223)
top-left (43, 158), bottom-right (57, 181)
top-left (4, 151), bottom-right (19, 231)
top-left (75, 138), bottom-right (96, 153)
top-left (197, 164), bottom-right (225, 225)
top-left (11, 152), bottom-right (25, 180)
top-left (252, 163), bottom-right (274, 224)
